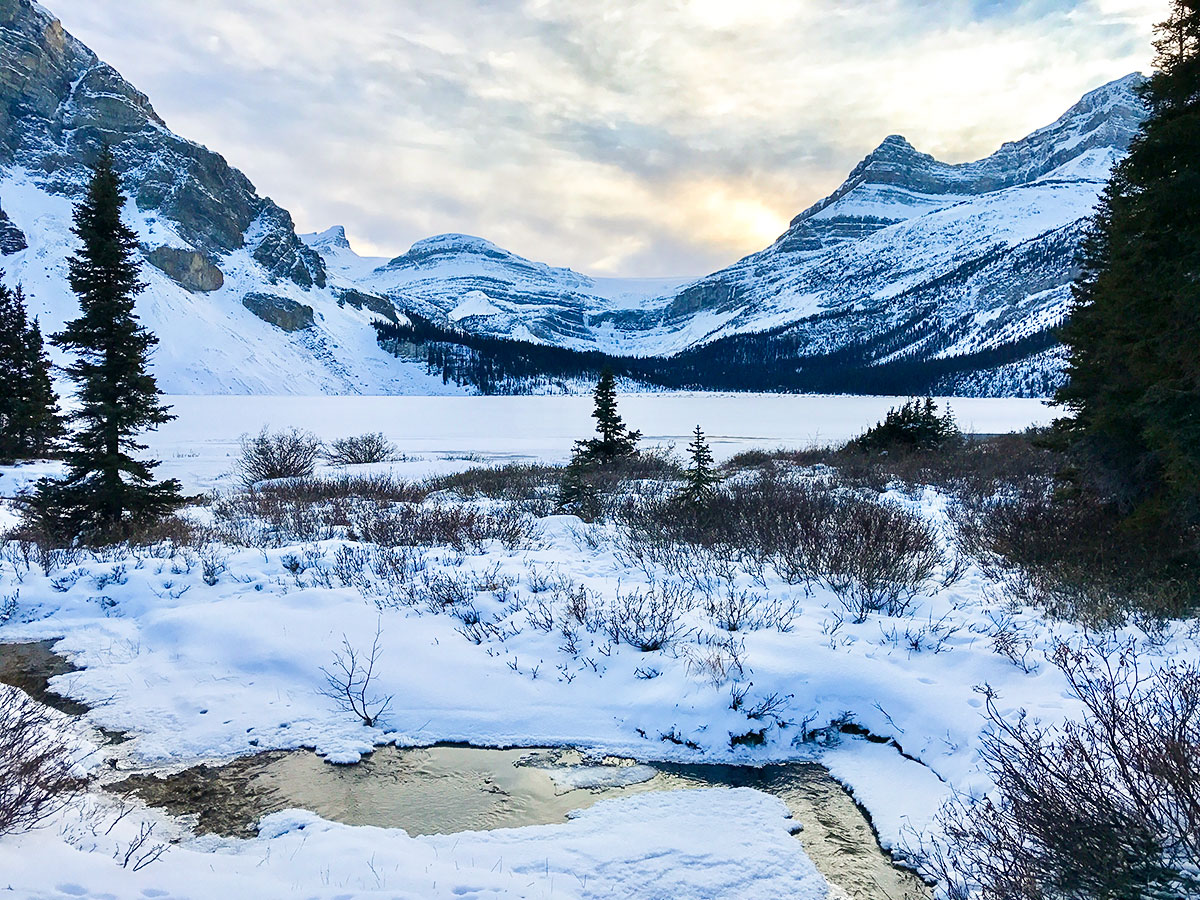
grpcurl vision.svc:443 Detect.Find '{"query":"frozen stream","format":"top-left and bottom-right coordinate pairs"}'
top-left (113, 745), bottom-right (930, 900)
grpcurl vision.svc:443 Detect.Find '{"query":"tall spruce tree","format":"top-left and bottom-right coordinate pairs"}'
top-left (27, 148), bottom-right (183, 540)
top-left (573, 368), bottom-right (641, 464)
top-left (1056, 1), bottom-right (1200, 524)
top-left (0, 279), bottom-right (63, 460)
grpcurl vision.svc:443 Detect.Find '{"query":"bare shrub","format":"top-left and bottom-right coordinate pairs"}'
top-left (349, 502), bottom-right (534, 551)
top-left (619, 470), bottom-right (941, 621)
top-left (237, 427), bottom-right (323, 485)
top-left (952, 484), bottom-right (1198, 623)
top-left (325, 432), bottom-right (399, 466)
top-left (705, 585), bottom-right (801, 633)
top-left (0, 687), bottom-right (86, 834)
top-left (605, 583), bottom-right (696, 651)
top-left (211, 475), bottom-right (428, 547)
top-left (915, 644), bottom-right (1200, 900)
top-left (820, 497), bottom-right (944, 622)
top-left (426, 464), bottom-right (561, 516)
top-left (318, 625), bottom-right (393, 727)
top-left (686, 634), bottom-right (747, 687)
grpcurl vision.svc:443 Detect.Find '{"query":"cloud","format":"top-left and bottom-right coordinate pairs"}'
top-left (50, 0), bottom-right (1162, 275)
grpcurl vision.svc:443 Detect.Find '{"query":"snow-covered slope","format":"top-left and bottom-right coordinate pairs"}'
top-left (0, 0), bottom-right (1146, 395)
top-left (651, 73), bottom-right (1144, 356)
top-left (0, 0), bottom-right (458, 395)
top-left (350, 233), bottom-right (688, 351)
top-left (315, 75), bottom-right (1143, 395)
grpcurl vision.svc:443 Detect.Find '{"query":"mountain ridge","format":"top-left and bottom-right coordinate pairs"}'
top-left (0, 0), bottom-right (1147, 396)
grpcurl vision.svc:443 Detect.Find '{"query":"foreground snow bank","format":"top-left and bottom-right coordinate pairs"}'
top-left (0, 789), bottom-right (828, 900)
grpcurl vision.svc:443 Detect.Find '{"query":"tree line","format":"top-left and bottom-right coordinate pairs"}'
top-left (373, 311), bottom-right (1062, 397)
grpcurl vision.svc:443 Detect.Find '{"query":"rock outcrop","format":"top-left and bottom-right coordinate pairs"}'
top-left (146, 246), bottom-right (224, 292)
top-left (0, 0), bottom-right (324, 288)
top-left (0, 204), bottom-right (25, 254)
top-left (242, 293), bottom-right (315, 332)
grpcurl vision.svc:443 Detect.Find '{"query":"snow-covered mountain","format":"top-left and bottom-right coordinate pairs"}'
top-left (0, 0), bottom-right (1145, 395)
top-left (0, 0), bottom-right (457, 394)
top-left (330, 73), bottom-right (1142, 395)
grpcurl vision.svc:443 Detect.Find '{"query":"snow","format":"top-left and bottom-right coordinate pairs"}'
top-left (136, 393), bottom-right (1057, 493)
top-left (0, 392), bottom-right (1193, 899)
top-left (450, 290), bottom-right (504, 321)
top-left (0, 791), bottom-right (826, 899)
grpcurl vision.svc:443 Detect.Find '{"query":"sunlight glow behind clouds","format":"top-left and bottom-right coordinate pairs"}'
top-left (50, 0), bottom-right (1164, 276)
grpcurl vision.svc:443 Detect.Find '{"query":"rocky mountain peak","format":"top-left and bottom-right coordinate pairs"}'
top-left (0, 0), bottom-right (325, 288)
top-left (302, 225), bottom-right (353, 252)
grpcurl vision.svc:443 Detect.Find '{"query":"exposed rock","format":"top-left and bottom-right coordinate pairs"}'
top-left (246, 206), bottom-right (326, 289)
top-left (337, 288), bottom-right (397, 323)
top-left (242, 292), bottom-right (314, 332)
top-left (0, 205), bottom-right (26, 254)
top-left (146, 246), bottom-right (224, 292)
top-left (0, 0), bottom-right (325, 288)
top-left (669, 281), bottom-right (737, 316)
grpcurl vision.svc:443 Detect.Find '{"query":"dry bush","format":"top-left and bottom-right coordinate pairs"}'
top-left (952, 484), bottom-right (1199, 623)
top-left (5, 506), bottom-right (210, 553)
top-left (915, 644), bottom-right (1200, 900)
top-left (0, 687), bottom-right (86, 835)
top-left (704, 585), bottom-right (800, 633)
top-left (604, 582), bottom-right (697, 652)
top-left (426, 464), bottom-right (562, 507)
top-left (237, 427), bottom-right (323, 485)
top-left (819, 497), bottom-right (944, 621)
top-left (318, 625), bottom-right (392, 727)
top-left (348, 501), bottom-right (534, 552)
top-left (725, 431), bottom-right (1059, 502)
top-left (325, 432), bottom-right (399, 466)
top-left (211, 475), bottom-right (427, 547)
top-left (619, 471), bottom-right (942, 620)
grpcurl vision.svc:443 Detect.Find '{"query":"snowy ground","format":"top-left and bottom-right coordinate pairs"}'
top-left (2, 393), bottom-right (1186, 900)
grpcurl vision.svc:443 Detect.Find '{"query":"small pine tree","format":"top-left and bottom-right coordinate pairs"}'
top-left (25, 147), bottom-right (183, 541)
top-left (0, 279), bottom-right (63, 460)
top-left (573, 368), bottom-right (641, 465)
top-left (1056, 1), bottom-right (1200, 526)
top-left (676, 425), bottom-right (721, 507)
top-left (557, 452), bottom-right (603, 521)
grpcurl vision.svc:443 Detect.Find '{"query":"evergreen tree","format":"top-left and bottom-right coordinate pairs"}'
top-left (850, 397), bottom-right (960, 453)
top-left (557, 452), bottom-right (603, 521)
top-left (26, 147), bottom-right (183, 540)
top-left (573, 368), bottom-right (641, 465)
top-left (1056, 1), bottom-right (1200, 524)
top-left (0, 279), bottom-right (63, 460)
top-left (676, 425), bottom-right (721, 508)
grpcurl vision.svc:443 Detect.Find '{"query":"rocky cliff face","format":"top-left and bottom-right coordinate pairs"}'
top-left (0, 0), bottom-right (324, 288)
top-left (0, 0), bottom-right (459, 395)
top-left (0, 202), bottom-right (25, 253)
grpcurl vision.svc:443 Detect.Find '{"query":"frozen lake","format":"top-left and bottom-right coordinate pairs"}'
top-left (136, 393), bottom-right (1056, 493)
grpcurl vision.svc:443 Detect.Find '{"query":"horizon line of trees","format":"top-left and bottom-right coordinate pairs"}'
top-left (373, 310), bottom-right (1061, 397)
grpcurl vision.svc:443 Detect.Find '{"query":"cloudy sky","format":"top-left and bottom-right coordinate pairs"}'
top-left (52, 0), bottom-right (1164, 277)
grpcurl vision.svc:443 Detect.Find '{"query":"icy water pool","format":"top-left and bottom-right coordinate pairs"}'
top-left (113, 744), bottom-right (930, 900)
top-left (0, 638), bottom-right (88, 716)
